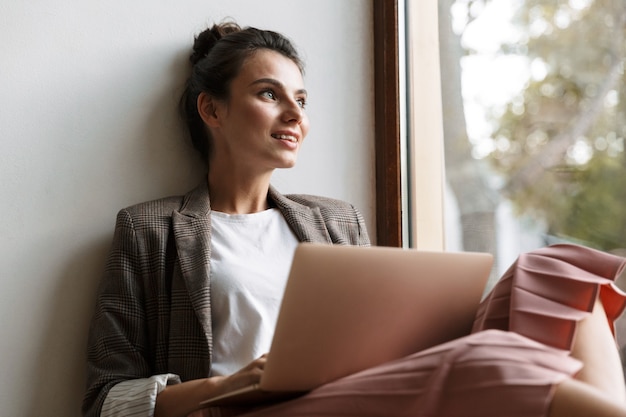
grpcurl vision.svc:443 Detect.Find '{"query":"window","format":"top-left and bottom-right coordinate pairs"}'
top-left (437, 0), bottom-right (626, 284)
top-left (375, 0), bottom-right (626, 288)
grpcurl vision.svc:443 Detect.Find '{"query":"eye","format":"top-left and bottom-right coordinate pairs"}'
top-left (296, 97), bottom-right (307, 109)
top-left (260, 89), bottom-right (276, 100)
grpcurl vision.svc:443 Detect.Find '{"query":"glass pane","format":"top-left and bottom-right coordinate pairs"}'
top-left (438, 0), bottom-right (626, 285)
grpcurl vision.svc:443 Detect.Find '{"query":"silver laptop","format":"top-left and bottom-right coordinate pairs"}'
top-left (199, 243), bottom-right (493, 408)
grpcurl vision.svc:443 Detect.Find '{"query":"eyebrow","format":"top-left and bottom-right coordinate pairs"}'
top-left (249, 78), bottom-right (308, 96)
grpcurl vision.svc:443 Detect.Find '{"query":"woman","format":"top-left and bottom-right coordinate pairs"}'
top-left (83, 21), bottom-right (626, 417)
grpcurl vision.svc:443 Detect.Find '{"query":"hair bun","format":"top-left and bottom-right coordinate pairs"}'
top-left (190, 21), bottom-right (242, 66)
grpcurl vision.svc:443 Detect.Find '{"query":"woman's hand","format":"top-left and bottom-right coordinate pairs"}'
top-left (155, 355), bottom-right (268, 417)
top-left (211, 355), bottom-right (267, 398)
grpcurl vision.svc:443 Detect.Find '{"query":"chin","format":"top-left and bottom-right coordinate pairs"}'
top-left (277, 158), bottom-right (298, 169)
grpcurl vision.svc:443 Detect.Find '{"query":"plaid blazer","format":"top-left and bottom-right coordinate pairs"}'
top-left (82, 181), bottom-right (370, 416)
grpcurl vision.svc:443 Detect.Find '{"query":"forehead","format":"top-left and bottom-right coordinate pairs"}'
top-left (235, 49), bottom-right (305, 89)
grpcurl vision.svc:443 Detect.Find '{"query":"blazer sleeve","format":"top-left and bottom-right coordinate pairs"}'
top-left (82, 209), bottom-right (154, 417)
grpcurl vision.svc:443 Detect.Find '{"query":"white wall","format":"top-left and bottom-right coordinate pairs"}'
top-left (0, 1), bottom-right (374, 415)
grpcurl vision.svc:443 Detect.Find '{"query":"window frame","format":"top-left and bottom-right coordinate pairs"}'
top-left (374, 0), bottom-right (445, 249)
top-left (373, 0), bottom-right (402, 247)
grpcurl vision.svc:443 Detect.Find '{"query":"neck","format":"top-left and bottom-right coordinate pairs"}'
top-left (207, 170), bottom-right (273, 215)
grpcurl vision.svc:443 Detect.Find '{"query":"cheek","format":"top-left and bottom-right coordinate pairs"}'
top-left (236, 101), bottom-right (268, 125)
top-left (241, 107), bottom-right (266, 125)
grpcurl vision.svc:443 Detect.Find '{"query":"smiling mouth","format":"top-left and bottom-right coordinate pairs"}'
top-left (271, 133), bottom-right (298, 143)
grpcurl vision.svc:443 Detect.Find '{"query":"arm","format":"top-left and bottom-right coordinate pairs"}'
top-left (97, 359), bottom-right (265, 417)
top-left (154, 378), bottom-right (223, 417)
top-left (155, 356), bottom-right (266, 417)
top-left (83, 209), bottom-right (152, 416)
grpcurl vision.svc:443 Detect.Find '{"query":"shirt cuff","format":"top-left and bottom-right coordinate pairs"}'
top-left (101, 373), bottom-right (181, 417)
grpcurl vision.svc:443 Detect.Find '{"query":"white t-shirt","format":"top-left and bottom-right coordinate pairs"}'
top-left (209, 208), bottom-right (299, 376)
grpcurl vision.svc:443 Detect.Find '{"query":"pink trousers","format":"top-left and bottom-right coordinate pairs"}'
top-left (196, 244), bottom-right (626, 417)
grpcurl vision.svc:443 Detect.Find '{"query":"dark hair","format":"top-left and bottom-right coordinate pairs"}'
top-left (180, 21), bottom-right (304, 163)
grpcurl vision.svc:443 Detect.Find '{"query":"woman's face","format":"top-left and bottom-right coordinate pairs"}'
top-left (208, 49), bottom-right (309, 175)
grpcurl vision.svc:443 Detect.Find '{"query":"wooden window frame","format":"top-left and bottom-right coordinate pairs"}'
top-left (373, 0), bottom-right (402, 247)
top-left (374, 0), bottom-right (446, 250)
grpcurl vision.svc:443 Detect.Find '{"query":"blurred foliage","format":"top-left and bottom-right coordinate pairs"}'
top-left (459, 0), bottom-right (626, 251)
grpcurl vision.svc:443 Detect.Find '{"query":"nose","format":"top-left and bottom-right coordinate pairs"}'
top-left (282, 99), bottom-right (304, 124)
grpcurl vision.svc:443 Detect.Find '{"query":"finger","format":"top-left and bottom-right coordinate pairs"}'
top-left (237, 357), bottom-right (267, 373)
top-left (250, 355), bottom-right (267, 368)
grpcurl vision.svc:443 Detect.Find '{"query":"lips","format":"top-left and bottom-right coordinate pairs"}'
top-left (271, 133), bottom-right (298, 143)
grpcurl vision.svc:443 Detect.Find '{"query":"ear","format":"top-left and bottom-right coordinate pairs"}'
top-left (197, 92), bottom-right (222, 128)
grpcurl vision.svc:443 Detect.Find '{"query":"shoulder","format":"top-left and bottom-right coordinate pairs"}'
top-left (282, 193), bottom-right (358, 213)
top-left (121, 194), bottom-right (186, 216)
top-left (114, 181), bottom-right (209, 229)
top-left (104, 194), bottom-right (190, 267)
top-left (281, 193), bottom-right (367, 224)
top-left (278, 192), bottom-right (371, 246)
top-left (114, 195), bottom-right (186, 230)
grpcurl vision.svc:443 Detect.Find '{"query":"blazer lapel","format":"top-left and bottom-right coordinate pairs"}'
top-left (172, 182), bottom-right (213, 347)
